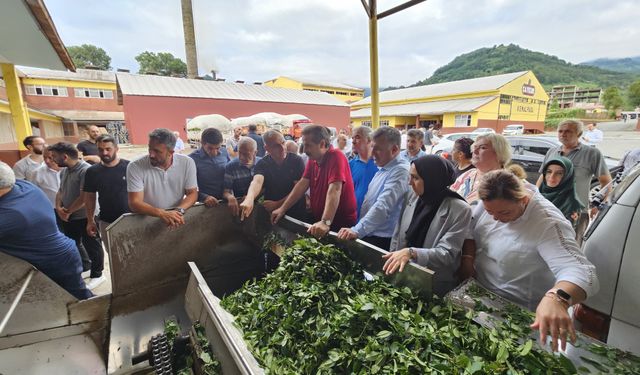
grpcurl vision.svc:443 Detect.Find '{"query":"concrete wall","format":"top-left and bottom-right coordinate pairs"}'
top-left (122, 95), bottom-right (351, 144)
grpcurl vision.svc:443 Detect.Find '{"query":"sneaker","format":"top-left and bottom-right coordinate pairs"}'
top-left (81, 270), bottom-right (91, 279)
top-left (86, 275), bottom-right (106, 290)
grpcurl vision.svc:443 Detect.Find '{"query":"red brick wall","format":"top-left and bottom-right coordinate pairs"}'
top-left (23, 87), bottom-right (122, 111)
top-left (476, 119), bottom-right (545, 134)
top-left (122, 95), bottom-right (351, 144)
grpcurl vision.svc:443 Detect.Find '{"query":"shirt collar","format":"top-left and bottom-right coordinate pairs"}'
top-left (379, 154), bottom-right (404, 171)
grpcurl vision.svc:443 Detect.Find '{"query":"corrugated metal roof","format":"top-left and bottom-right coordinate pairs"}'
top-left (17, 66), bottom-right (116, 82)
top-left (46, 110), bottom-right (124, 121)
top-left (352, 71), bottom-right (528, 106)
top-left (280, 76), bottom-right (363, 91)
top-left (350, 96), bottom-right (497, 118)
top-left (117, 73), bottom-right (349, 107)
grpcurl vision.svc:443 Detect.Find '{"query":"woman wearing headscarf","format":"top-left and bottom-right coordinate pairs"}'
top-left (382, 155), bottom-right (472, 296)
top-left (539, 156), bottom-right (585, 228)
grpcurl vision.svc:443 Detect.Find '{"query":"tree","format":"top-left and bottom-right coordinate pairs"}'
top-left (135, 51), bottom-right (187, 77)
top-left (629, 80), bottom-right (640, 108)
top-left (67, 44), bottom-right (112, 70)
top-left (602, 86), bottom-right (624, 111)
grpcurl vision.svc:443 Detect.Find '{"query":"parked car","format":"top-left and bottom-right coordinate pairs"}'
top-left (573, 164), bottom-right (640, 355)
top-left (502, 124), bottom-right (524, 136)
top-left (431, 132), bottom-right (479, 156)
top-left (472, 128), bottom-right (496, 134)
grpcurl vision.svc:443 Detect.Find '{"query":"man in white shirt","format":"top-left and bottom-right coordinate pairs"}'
top-left (127, 128), bottom-right (198, 228)
top-left (13, 136), bottom-right (45, 180)
top-left (28, 147), bottom-right (63, 229)
top-left (581, 123), bottom-right (604, 147)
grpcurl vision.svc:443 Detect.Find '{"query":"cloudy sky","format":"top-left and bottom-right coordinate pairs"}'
top-left (46, 0), bottom-right (640, 88)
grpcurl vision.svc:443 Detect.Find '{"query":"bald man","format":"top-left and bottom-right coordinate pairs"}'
top-left (77, 125), bottom-right (102, 164)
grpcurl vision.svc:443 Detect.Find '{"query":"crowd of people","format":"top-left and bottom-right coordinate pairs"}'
top-left (1, 118), bottom-right (632, 353)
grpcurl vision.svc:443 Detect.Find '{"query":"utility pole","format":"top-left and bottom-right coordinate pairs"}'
top-left (181, 0), bottom-right (198, 78)
top-left (361, 0), bottom-right (427, 128)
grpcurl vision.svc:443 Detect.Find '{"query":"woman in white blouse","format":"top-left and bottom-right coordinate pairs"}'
top-left (382, 155), bottom-right (472, 296)
top-left (471, 169), bottom-right (598, 352)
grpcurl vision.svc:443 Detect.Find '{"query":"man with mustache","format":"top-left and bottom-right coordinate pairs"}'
top-left (13, 135), bottom-right (45, 180)
top-left (126, 128), bottom-right (198, 229)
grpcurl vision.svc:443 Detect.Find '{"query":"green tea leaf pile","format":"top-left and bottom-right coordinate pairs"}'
top-left (221, 238), bottom-right (590, 374)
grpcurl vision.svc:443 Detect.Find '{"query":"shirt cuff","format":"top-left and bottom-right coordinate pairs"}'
top-left (352, 224), bottom-right (364, 238)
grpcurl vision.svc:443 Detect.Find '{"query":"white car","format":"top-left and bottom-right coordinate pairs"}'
top-left (502, 124), bottom-right (525, 136)
top-left (471, 128), bottom-right (496, 134)
top-left (431, 132), bottom-right (478, 156)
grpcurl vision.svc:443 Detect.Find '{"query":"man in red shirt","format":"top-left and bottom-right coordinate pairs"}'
top-left (272, 125), bottom-right (357, 237)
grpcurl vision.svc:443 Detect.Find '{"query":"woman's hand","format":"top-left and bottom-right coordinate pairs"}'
top-left (530, 295), bottom-right (575, 352)
top-left (381, 248), bottom-right (412, 275)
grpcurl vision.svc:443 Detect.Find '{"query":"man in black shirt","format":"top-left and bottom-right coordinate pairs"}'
top-left (77, 125), bottom-right (101, 164)
top-left (83, 134), bottom-right (130, 254)
top-left (246, 123), bottom-right (265, 157)
top-left (240, 130), bottom-right (306, 221)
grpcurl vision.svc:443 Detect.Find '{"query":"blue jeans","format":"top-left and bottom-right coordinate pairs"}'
top-left (48, 271), bottom-right (94, 300)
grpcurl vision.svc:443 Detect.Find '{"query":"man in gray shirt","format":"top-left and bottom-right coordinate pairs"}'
top-left (127, 128), bottom-right (198, 229)
top-left (537, 119), bottom-right (611, 241)
top-left (50, 142), bottom-right (105, 289)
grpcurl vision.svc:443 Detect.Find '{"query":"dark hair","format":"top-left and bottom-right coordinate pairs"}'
top-left (407, 128), bottom-right (424, 141)
top-left (454, 137), bottom-right (474, 159)
top-left (248, 124), bottom-right (258, 132)
top-left (149, 128), bottom-right (176, 149)
top-left (23, 135), bottom-right (41, 148)
top-left (302, 125), bottom-right (331, 146)
top-left (96, 134), bottom-right (117, 145)
top-left (49, 142), bottom-right (79, 159)
top-left (478, 169), bottom-right (527, 202)
top-left (372, 126), bottom-right (401, 147)
top-left (201, 128), bottom-right (223, 145)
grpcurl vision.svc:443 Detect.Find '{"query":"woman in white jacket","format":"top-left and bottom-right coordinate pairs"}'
top-left (382, 155), bottom-right (472, 296)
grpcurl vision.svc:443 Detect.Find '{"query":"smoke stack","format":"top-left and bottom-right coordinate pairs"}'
top-left (181, 0), bottom-right (198, 79)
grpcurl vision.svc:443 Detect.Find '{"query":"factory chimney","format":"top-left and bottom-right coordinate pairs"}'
top-left (181, 0), bottom-right (198, 79)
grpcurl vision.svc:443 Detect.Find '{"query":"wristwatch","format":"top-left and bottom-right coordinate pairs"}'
top-left (546, 288), bottom-right (572, 307)
top-left (321, 219), bottom-right (332, 227)
top-left (174, 207), bottom-right (186, 215)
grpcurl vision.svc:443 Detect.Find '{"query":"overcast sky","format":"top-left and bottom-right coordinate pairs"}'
top-left (46, 0), bottom-right (640, 88)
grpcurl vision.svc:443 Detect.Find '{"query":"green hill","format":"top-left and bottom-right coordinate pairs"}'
top-left (410, 44), bottom-right (638, 90)
top-left (580, 57), bottom-right (640, 74)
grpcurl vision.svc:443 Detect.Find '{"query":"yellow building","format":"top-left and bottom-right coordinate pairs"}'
top-left (264, 76), bottom-right (364, 103)
top-left (351, 71), bottom-right (549, 133)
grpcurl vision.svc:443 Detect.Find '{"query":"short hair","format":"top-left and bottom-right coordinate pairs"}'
top-left (285, 140), bottom-right (298, 153)
top-left (149, 128), bottom-right (176, 149)
top-left (558, 119), bottom-right (584, 136)
top-left (506, 163), bottom-right (527, 180)
top-left (474, 133), bottom-right (511, 167)
top-left (96, 134), bottom-right (117, 145)
top-left (478, 169), bottom-right (528, 202)
top-left (23, 136), bottom-right (41, 148)
top-left (454, 137), bottom-right (474, 159)
top-left (262, 129), bottom-right (283, 145)
top-left (0, 161), bottom-right (16, 189)
top-left (49, 142), bottom-right (79, 159)
top-left (248, 124), bottom-right (258, 132)
top-left (238, 136), bottom-right (257, 150)
top-left (407, 129), bottom-right (424, 141)
top-left (353, 125), bottom-right (372, 141)
top-left (302, 125), bottom-right (331, 146)
top-left (372, 126), bottom-right (401, 148)
top-left (201, 128), bottom-right (223, 145)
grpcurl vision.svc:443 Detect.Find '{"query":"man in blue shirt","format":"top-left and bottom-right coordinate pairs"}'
top-left (0, 162), bottom-right (92, 300)
top-left (338, 126), bottom-right (409, 250)
top-left (224, 136), bottom-right (260, 215)
top-left (349, 126), bottom-right (378, 219)
top-left (246, 124), bottom-right (265, 157)
top-left (400, 129), bottom-right (427, 162)
top-left (189, 128), bottom-right (230, 207)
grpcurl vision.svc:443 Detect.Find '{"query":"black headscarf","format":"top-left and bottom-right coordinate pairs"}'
top-left (405, 155), bottom-right (465, 247)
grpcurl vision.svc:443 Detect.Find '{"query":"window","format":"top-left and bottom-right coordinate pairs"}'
top-left (379, 120), bottom-right (389, 127)
top-left (500, 95), bottom-right (512, 104)
top-left (24, 84), bottom-right (68, 97)
top-left (74, 87), bottom-right (114, 99)
top-left (454, 115), bottom-right (471, 127)
top-left (62, 122), bottom-right (75, 136)
top-left (498, 114), bottom-right (510, 120)
top-left (521, 140), bottom-right (552, 156)
top-left (362, 121), bottom-right (372, 127)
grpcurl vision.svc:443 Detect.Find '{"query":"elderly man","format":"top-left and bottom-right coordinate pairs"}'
top-left (400, 129), bottom-right (427, 162)
top-left (223, 137), bottom-right (260, 215)
top-left (246, 124), bottom-right (265, 157)
top-left (581, 122), bottom-right (604, 147)
top-left (77, 125), bottom-right (102, 164)
top-left (226, 126), bottom-right (243, 158)
top-left (0, 162), bottom-right (92, 299)
top-left (13, 135), bottom-right (45, 179)
top-left (349, 126), bottom-right (378, 218)
top-left (50, 142), bottom-right (105, 289)
top-left (285, 140), bottom-right (299, 154)
top-left (272, 125), bottom-right (357, 237)
top-left (83, 135), bottom-right (130, 253)
top-left (338, 127), bottom-right (409, 249)
top-left (537, 119), bottom-right (611, 240)
top-left (127, 128), bottom-right (198, 228)
top-left (29, 146), bottom-right (63, 230)
top-left (189, 128), bottom-right (230, 207)
top-left (240, 130), bottom-right (306, 221)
